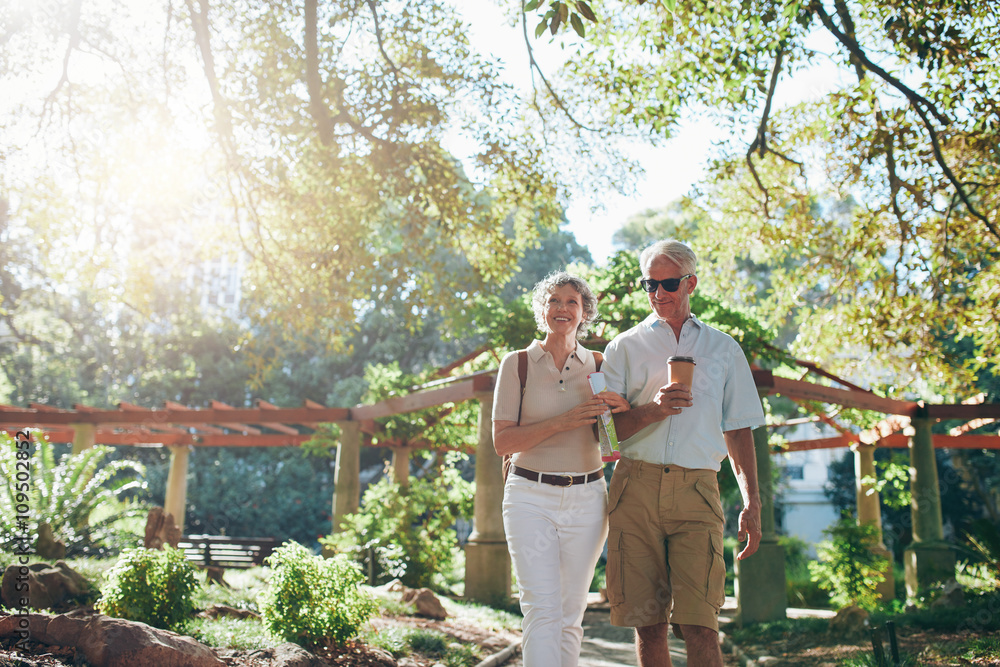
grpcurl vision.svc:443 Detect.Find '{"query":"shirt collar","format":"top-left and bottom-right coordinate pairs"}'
top-left (526, 338), bottom-right (591, 365)
top-left (644, 313), bottom-right (703, 331)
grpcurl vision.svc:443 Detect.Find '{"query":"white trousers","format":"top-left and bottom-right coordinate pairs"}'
top-left (502, 471), bottom-right (608, 667)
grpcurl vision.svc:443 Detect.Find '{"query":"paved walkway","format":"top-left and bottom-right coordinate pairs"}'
top-left (500, 596), bottom-right (836, 667)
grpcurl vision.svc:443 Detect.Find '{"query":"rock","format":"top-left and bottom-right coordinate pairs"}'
top-left (143, 506), bottom-right (181, 550)
top-left (828, 605), bottom-right (869, 638)
top-left (931, 579), bottom-right (965, 608)
top-left (267, 642), bottom-right (329, 667)
top-left (35, 522), bottom-right (67, 560)
top-left (0, 611), bottom-right (226, 667)
top-left (1, 561), bottom-right (92, 610)
top-left (197, 604), bottom-right (260, 620)
top-left (375, 578), bottom-right (407, 593)
top-left (400, 587), bottom-right (448, 620)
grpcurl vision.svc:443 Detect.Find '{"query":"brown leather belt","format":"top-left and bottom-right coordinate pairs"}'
top-left (511, 465), bottom-right (603, 487)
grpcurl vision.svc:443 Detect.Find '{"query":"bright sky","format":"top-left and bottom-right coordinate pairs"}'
top-left (458, 3), bottom-right (846, 265)
top-left (458, 3), bottom-right (714, 264)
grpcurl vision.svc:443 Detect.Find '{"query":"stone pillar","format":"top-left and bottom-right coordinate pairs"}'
top-left (464, 390), bottom-right (510, 605)
top-left (854, 443), bottom-right (894, 601)
top-left (903, 416), bottom-right (954, 600)
top-left (392, 447), bottom-right (410, 491)
top-left (71, 423), bottom-right (96, 455)
top-left (332, 421), bottom-right (361, 532)
top-left (734, 401), bottom-right (787, 624)
top-left (164, 445), bottom-right (190, 533)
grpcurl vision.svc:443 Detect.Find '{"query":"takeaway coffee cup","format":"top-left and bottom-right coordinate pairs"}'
top-left (667, 356), bottom-right (696, 387)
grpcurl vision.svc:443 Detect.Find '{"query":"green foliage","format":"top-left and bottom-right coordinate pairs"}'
top-left (186, 615), bottom-right (271, 651)
top-left (322, 463), bottom-right (474, 590)
top-left (781, 535), bottom-right (831, 609)
top-left (960, 518), bottom-right (1000, 587)
top-left (361, 364), bottom-right (479, 452)
top-left (96, 547), bottom-right (198, 630)
top-left (839, 652), bottom-right (918, 667)
top-left (546, 0), bottom-right (1000, 390)
top-left (809, 516), bottom-right (890, 611)
top-left (258, 541), bottom-right (377, 648)
top-left (0, 433), bottom-right (147, 556)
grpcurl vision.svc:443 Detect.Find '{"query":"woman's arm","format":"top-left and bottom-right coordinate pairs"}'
top-left (493, 396), bottom-right (612, 456)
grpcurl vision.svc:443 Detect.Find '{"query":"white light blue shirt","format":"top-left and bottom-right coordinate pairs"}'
top-left (603, 313), bottom-right (765, 471)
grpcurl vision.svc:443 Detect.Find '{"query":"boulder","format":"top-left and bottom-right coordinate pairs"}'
top-left (0, 611), bottom-right (226, 667)
top-left (1, 560), bottom-right (92, 610)
top-left (827, 605), bottom-right (869, 638)
top-left (931, 578), bottom-right (965, 608)
top-left (35, 522), bottom-right (67, 560)
top-left (197, 604), bottom-right (260, 620)
top-left (400, 587), bottom-right (448, 620)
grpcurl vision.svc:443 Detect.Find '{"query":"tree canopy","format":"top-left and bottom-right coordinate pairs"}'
top-left (528, 0), bottom-right (999, 394)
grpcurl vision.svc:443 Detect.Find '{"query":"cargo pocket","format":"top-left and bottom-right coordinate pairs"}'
top-left (606, 528), bottom-right (625, 606)
top-left (707, 532), bottom-right (725, 610)
top-left (607, 471), bottom-right (630, 515)
top-left (694, 479), bottom-right (725, 523)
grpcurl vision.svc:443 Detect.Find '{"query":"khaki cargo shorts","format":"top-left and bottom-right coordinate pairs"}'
top-left (606, 457), bottom-right (726, 631)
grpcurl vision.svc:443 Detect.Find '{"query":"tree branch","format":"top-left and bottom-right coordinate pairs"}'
top-left (810, 0), bottom-right (1000, 242)
top-left (305, 0), bottom-right (336, 145)
top-left (745, 48), bottom-right (805, 217)
top-left (520, 0), bottom-right (597, 132)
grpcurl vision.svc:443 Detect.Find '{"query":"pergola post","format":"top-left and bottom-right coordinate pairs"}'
top-left (854, 443), bottom-right (894, 601)
top-left (392, 447), bottom-right (410, 490)
top-left (331, 420), bottom-right (361, 533)
top-left (904, 416), bottom-right (954, 599)
top-left (464, 389), bottom-right (510, 605)
top-left (734, 392), bottom-right (786, 625)
top-left (164, 445), bottom-right (190, 533)
top-left (71, 423), bottom-right (95, 455)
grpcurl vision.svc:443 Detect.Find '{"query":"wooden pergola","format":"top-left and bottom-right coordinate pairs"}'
top-left (2, 365), bottom-right (998, 613)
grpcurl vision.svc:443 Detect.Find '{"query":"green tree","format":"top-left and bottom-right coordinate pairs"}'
top-left (527, 0), bottom-right (999, 393)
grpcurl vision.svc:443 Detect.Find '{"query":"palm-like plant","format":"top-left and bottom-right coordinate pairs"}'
top-left (1, 432), bottom-right (147, 557)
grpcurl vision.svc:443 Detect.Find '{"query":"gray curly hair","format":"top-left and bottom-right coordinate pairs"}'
top-left (531, 271), bottom-right (598, 339)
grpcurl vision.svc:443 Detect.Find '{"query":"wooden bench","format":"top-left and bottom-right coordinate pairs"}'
top-left (178, 535), bottom-right (279, 569)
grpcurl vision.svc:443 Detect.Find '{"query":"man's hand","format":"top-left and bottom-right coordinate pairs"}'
top-left (736, 501), bottom-right (762, 560)
top-left (652, 382), bottom-right (692, 418)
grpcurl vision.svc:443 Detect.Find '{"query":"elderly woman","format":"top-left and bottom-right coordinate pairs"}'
top-left (492, 271), bottom-right (630, 667)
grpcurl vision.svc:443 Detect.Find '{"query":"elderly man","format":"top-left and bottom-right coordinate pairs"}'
top-left (603, 239), bottom-right (765, 667)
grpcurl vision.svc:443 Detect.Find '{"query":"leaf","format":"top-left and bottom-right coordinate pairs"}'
top-left (535, 19), bottom-right (548, 38)
top-left (524, 0), bottom-right (541, 11)
top-left (571, 13), bottom-right (585, 37)
top-left (664, 0), bottom-right (676, 12)
top-left (577, 1), bottom-right (597, 22)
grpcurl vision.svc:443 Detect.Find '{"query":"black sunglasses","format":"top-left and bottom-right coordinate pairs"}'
top-left (639, 275), bottom-right (693, 293)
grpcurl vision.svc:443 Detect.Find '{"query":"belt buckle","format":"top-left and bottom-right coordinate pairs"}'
top-left (561, 474), bottom-right (574, 487)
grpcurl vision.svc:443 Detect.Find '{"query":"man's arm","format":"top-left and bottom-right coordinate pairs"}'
top-left (611, 383), bottom-right (692, 441)
top-left (725, 427), bottom-right (762, 560)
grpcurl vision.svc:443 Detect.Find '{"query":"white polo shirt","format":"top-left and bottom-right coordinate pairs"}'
top-left (603, 313), bottom-right (765, 471)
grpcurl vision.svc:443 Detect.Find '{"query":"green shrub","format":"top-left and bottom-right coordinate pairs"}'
top-left (781, 535), bottom-right (832, 608)
top-left (0, 434), bottom-right (147, 556)
top-left (96, 547), bottom-right (198, 630)
top-left (258, 541), bottom-right (377, 648)
top-left (406, 629), bottom-right (448, 656)
top-left (322, 463), bottom-right (473, 590)
top-left (808, 516), bottom-right (889, 611)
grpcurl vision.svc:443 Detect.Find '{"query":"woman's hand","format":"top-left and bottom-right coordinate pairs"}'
top-left (595, 390), bottom-right (631, 413)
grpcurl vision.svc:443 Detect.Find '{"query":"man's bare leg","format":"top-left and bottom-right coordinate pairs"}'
top-left (635, 622), bottom-right (672, 667)
top-left (676, 624), bottom-right (722, 667)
